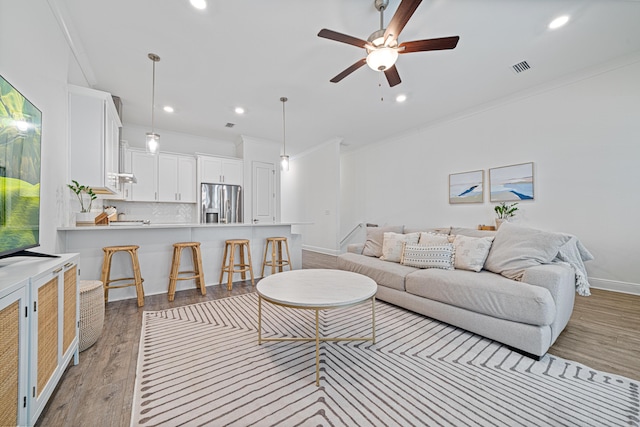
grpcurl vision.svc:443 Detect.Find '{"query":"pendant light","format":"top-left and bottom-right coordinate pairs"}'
top-left (145, 53), bottom-right (160, 154)
top-left (280, 96), bottom-right (290, 171)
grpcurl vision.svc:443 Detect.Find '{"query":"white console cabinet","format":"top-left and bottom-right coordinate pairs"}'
top-left (0, 254), bottom-right (79, 426)
top-left (68, 85), bottom-right (121, 195)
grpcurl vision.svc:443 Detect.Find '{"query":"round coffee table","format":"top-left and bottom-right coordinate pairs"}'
top-left (256, 269), bottom-right (377, 386)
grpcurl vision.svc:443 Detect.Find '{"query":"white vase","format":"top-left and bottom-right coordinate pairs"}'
top-left (495, 218), bottom-right (506, 229)
top-left (76, 212), bottom-right (97, 226)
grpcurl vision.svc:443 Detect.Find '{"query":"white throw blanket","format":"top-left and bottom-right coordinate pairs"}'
top-left (553, 236), bottom-right (594, 296)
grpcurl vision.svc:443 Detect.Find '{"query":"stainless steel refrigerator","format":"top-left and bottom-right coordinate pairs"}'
top-left (201, 183), bottom-right (243, 224)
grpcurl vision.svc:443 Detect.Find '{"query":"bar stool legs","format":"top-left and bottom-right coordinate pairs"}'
top-left (168, 242), bottom-right (206, 302)
top-left (100, 245), bottom-right (145, 307)
top-left (219, 239), bottom-right (254, 291)
top-left (261, 237), bottom-right (292, 276)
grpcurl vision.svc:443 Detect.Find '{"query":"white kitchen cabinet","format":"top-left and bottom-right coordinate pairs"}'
top-left (197, 155), bottom-right (243, 186)
top-left (0, 254), bottom-right (79, 427)
top-left (68, 85), bottom-right (121, 195)
top-left (158, 154), bottom-right (196, 203)
top-left (130, 150), bottom-right (158, 202)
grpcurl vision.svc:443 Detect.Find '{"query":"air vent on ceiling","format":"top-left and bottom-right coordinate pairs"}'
top-left (225, 122), bottom-right (235, 128)
top-left (512, 60), bottom-right (531, 74)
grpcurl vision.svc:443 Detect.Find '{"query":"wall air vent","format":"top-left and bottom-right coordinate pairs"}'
top-left (512, 60), bottom-right (531, 74)
top-left (225, 122), bottom-right (235, 128)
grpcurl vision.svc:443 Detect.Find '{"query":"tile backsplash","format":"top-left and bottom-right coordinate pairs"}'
top-left (103, 201), bottom-right (197, 224)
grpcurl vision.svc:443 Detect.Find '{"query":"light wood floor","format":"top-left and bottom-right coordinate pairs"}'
top-left (37, 250), bottom-right (639, 426)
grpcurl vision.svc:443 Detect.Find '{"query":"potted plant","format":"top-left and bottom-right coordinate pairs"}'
top-left (68, 180), bottom-right (98, 225)
top-left (494, 202), bottom-right (518, 229)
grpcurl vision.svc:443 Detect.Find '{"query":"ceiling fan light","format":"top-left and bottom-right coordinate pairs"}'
top-left (366, 47), bottom-right (398, 71)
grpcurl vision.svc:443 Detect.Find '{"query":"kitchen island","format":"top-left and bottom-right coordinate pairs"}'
top-left (58, 223), bottom-right (301, 303)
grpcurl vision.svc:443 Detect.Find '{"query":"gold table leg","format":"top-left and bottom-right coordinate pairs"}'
top-left (315, 309), bottom-right (320, 387)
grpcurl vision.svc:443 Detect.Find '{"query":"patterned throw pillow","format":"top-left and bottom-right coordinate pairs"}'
top-left (419, 232), bottom-right (451, 245)
top-left (380, 232), bottom-right (420, 262)
top-left (362, 225), bottom-right (404, 257)
top-left (452, 234), bottom-right (495, 272)
top-left (400, 243), bottom-right (455, 270)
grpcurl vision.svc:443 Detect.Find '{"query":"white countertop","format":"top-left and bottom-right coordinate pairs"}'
top-left (58, 222), bottom-right (308, 231)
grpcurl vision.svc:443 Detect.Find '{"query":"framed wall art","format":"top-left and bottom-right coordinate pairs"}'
top-left (489, 162), bottom-right (534, 202)
top-left (449, 170), bottom-right (484, 204)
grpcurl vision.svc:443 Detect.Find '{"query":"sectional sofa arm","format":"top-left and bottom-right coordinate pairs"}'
top-left (522, 263), bottom-right (576, 340)
top-left (347, 243), bottom-right (365, 255)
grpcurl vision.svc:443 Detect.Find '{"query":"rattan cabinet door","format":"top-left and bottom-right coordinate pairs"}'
top-left (0, 284), bottom-right (29, 426)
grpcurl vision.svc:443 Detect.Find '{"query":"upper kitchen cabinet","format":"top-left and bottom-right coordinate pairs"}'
top-left (158, 153), bottom-right (196, 203)
top-left (68, 85), bottom-right (121, 195)
top-left (197, 155), bottom-right (243, 186)
top-left (129, 150), bottom-right (158, 202)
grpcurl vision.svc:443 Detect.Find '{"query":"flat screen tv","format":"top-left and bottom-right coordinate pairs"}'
top-left (0, 74), bottom-right (47, 259)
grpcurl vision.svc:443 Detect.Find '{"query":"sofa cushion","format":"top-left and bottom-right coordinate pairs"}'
top-left (401, 243), bottom-right (455, 270)
top-left (405, 269), bottom-right (556, 326)
top-left (484, 222), bottom-right (572, 281)
top-left (380, 232), bottom-right (420, 262)
top-left (362, 225), bottom-right (404, 257)
top-left (337, 252), bottom-right (418, 291)
top-left (418, 232), bottom-right (451, 245)
top-left (452, 234), bottom-right (494, 272)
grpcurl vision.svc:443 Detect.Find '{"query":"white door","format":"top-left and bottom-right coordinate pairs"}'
top-left (252, 161), bottom-right (275, 224)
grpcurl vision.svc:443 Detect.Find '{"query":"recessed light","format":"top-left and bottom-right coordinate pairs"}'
top-left (190, 0), bottom-right (207, 10)
top-left (548, 15), bottom-right (569, 30)
top-left (395, 94), bottom-right (407, 103)
top-left (234, 107), bottom-right (245, 115)
top-left (163, 106), bottom-right (174, 113)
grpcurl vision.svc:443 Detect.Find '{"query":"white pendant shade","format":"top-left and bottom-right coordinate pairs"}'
top-left (280, 155), bottom-right (290, 172)
top-left (366, 47), bottom-right (398, 71)
top-left (146, 132), bottom-right (159, 154)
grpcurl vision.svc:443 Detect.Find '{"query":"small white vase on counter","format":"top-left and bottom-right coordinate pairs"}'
top-left (76, 212), bottom-right (97, 226)
top-left (495, 218), bottom-right (507, 230)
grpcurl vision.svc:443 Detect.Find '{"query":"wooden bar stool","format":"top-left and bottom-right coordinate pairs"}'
top-left (100, 245), bottom-right (145, 307)
top-left (219, 239), bottom-right (254, 291)
top-left (261, 237), bottom-right (293, 276)
top-left (168, 242), bottom-right (206, 301)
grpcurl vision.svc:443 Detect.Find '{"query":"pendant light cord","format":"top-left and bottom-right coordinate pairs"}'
top-left (281, 97), bottom-right (288, 155)
top-left (151, 59), bottom-right (156, 134)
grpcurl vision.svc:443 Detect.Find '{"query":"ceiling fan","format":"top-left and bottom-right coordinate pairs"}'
top-left (317, 0), bottom-right (459, 87)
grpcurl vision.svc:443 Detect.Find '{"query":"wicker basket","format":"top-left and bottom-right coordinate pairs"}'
top-left (79, 280), bottom-right (104, 352)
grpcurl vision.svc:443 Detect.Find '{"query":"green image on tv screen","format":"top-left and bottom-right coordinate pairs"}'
top-left (0, 74), bottom-right (42, 256)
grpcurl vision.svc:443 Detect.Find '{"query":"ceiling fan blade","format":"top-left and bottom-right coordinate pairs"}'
top-left (399, 36), bottom-right (460, 54)
top-left (383, 0), bottom-right (423, 43)
top-left (384, 65), bottom-right (402, 87)
top-left (318, 29), bottom-right (369, 49)
top-left (329, 59), bottom-right (367, 83)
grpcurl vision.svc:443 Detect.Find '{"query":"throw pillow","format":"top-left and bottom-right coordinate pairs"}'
top-left (380, 232), bottom-right (419, 262)
top-left (362, 225), bottom-right (404, 257)
top-left (484, 222), bottom-right (572, 280)
top-left (419, 232), bottom-right (451, 245)
top-left (452, 234), bottom-right (495, 272)
top-left (400, 243), bottom-right (455, 270)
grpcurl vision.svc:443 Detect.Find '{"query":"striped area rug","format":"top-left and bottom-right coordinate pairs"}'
top-left (131, 293), bottom-right (639, 426)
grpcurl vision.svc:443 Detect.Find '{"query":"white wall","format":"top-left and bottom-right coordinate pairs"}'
top-left (122, 124), bottom-right (238, 157)
top-left (340, 57), bottom-right (640, 294)
top-left (0, 0), bottom-right (74, 253)
top-left (282, 139), bottom-right (341, 255)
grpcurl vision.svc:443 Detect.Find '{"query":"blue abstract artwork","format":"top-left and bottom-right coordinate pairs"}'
top-left (449, 170), bottom-right (484, 204)
top-left (490, 162), bottom-right (534, 202)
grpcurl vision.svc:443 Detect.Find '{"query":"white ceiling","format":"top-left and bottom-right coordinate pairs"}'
top-left (54, 0), bottom-right (640, 155)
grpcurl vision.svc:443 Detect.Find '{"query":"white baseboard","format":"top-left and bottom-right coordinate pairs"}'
top-left (588, 277), bottom-right (640, 296)
top-left (302, 245), bottom-right (341, 256)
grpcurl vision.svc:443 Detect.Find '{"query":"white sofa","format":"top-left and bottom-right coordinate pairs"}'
top-left (337, 223), bottom-right (590, 359)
